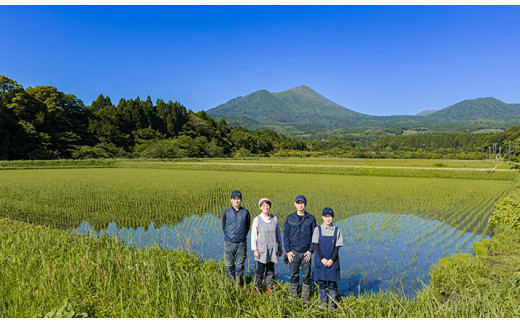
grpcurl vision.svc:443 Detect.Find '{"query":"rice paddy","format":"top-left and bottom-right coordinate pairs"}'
top-left (0, 161), bottom-right (515, 299)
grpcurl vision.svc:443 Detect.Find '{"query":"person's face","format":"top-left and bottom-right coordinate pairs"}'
top-left (322, 215), bottom-right (333, 226)
top-left (294, 200), bottom-right (306, 212)
top-left (231, 197), bottom-right (242, 208)
top-left (260, 202), bottom-right (271, 213)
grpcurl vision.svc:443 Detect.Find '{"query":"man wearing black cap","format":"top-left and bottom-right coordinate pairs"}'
top-left (283, 194), bottom-right (317, 305)
top-left (222, 190), bottom-right (251, 286)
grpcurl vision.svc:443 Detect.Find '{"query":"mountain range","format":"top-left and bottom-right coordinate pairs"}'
top-left (206, 86), bottom-right (520, 137)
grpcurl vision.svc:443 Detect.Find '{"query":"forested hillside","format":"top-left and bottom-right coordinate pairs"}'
top-left (2, 74), bottom-right (520, 162)
top-left (0, 75), bottom-right (306, 160)
top-left (370, 127), bottom-right (520, 160)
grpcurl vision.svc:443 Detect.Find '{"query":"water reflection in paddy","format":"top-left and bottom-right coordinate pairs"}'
top-left (74, 212), bottom-right (487, 297)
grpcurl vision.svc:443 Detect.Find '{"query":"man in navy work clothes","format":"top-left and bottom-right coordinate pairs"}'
top-left (222, 190), bottom-right (251, 286)
top-left (283, 195), bottom-right (317, 305)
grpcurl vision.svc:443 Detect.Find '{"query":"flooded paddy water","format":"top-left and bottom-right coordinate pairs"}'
top-left (74, 211), bottom-right (487, 297)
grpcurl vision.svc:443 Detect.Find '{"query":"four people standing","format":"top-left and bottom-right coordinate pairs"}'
top-left (222, 190), bottom-right (342, 309)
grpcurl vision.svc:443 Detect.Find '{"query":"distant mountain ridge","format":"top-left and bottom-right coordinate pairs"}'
top-left (427, 97), bottom-right (520, 121)
top-left (207, 85), bottom-right (367, 128)
top-left (206, 86), bottom-right (520, 136)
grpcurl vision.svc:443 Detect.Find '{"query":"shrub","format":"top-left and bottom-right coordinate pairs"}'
top-left (472, 239), bottom-right (490, 256)
top-left (429, 253), bottom-right (490, 298)
top-left (489, 193), bottom-right (520, 229)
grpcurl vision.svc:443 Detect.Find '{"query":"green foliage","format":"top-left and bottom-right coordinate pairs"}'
top-left (1, 217), bottom-right (520, 317)
top-left (489, 192), bottom-right (520, 229)
top-left (472, 239), bottom-right (490, 256)
top-left (44, 299), bottom-right (88, 318)
top-left (430, 253), bottom-right (490, 297)
top-left (0, 76), bottom-right (311, 160)
top-left (369, 126), bottom-right (520, 161)
top-left (4, 75), bottom-right (520, 161)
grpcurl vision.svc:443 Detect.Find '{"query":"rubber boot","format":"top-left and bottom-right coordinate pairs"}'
top-left (255, 273), bottom-right (264, 292)
top-left (226, 265), bottom-right (236, 283)
top-left (236, 266), bottom-right (244, 286)
top-left (328, 288), bottom-right (339, 308)
top-left (318, 287), bottom-right (328, 310)
top-left (289, 283), bottom-right (299, 298)
top-left (319, 287), bottom-right (328, 303)
top-left (302, 284), bottom-right (311, 305)
top-left (236, 273), bottom-right (244, 287)
top-left (265, 270), bottom-right (274, 290)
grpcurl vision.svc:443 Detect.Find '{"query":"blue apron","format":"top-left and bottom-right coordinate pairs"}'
top-left (314, 226), bottom-right (340, 282)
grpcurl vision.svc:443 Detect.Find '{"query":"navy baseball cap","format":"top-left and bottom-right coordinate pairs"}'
top-left (295, 195), bottom-right (307, 203)
top-left (322, 207), bottom-right (334, 217)
top-left (231, 190), bottom-right (242, 199)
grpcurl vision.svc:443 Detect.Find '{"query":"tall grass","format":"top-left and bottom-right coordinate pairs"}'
top-left (1, 217), bottom-right (519, 318)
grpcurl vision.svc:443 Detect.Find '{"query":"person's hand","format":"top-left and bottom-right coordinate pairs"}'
top-left (287, 251), bottom-right (295, 263)
top-left (254, 250), bottom-right (260, 259)
top-left (321, 258), bottom-right (328, 267)
top-left (326, 259), bottom-right (334, 267)
top-left (304, 251), bottom-right (312, 262)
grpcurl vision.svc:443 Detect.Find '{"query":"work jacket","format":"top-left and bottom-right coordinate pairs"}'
top-left (283, 211), bottom-right (317, 254)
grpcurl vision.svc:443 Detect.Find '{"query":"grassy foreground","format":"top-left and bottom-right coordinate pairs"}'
top-left (1, 217), bottom-right (519, 318)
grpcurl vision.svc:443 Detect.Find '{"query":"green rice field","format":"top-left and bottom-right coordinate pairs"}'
top-left (0, 166), bottom-right (515, 231)
top-left (0, 158), bottom-right (518, 316)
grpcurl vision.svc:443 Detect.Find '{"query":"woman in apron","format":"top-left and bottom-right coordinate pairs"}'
top-left (251, 198), bottom-right (283, 295)
top-left (312, 207), bottom-right (343, 309)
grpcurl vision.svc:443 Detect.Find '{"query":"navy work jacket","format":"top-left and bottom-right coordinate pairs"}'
top-left (283, 211), bottom-right (317, 254)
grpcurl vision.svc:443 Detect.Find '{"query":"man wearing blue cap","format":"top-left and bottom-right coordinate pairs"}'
top-left (283, 194), bottom-right (317, 305)
top-left (222, 190), bottom-right (251, 286)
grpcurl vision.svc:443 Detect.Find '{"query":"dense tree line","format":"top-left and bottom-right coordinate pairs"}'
top-left (0, 75), bottom-right (307, 160)
top-left (370, 127), bottom-right (520, 161)
top-left (3, 74), bottom-right (520, 161)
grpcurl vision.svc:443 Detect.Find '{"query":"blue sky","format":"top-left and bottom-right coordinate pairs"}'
top-left (1, 5), bottom-right (519, 116)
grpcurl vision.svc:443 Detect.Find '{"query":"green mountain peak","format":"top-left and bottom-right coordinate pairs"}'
top-left (206, 87), bottom-right (520, 136)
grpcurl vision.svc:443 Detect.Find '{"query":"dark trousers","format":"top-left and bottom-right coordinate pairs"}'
top-left (318, 280), bottom-right (339, 307)
top-left (255, 262), bottom-right (275, 290)
top-left (224, 241), bottom-right (247, 285)
top-left (289, 251), bottom-right (312, 285)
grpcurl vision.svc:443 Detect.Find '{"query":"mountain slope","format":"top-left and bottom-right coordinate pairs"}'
top-left (206, 87), bottom-right (520, 136)
top-left (208, 89), bottom-right (294, 123)
top-left (426, 97), bottom-right (520, 121)
top-left (206, 85), bottom-right (367, 128)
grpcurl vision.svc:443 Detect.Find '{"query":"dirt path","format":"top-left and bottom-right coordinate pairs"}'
top-left (173, 161), bottom-right (514, 172)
